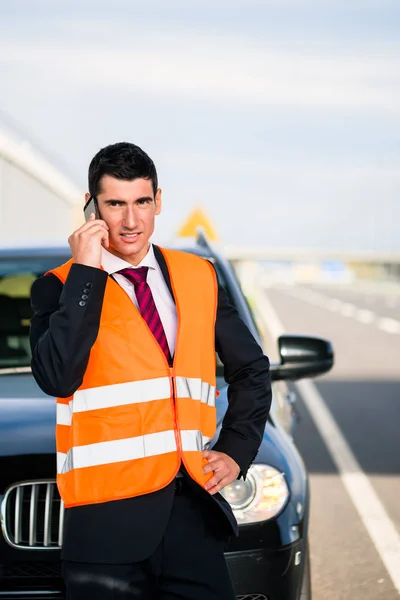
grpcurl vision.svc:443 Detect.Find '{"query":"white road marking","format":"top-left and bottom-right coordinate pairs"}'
top-left (379, 318), bottom-right (400, 334)
top-left (256, 287), bottom-right (400, 594)
top-left (290, 288), bottom-right (320, 305)
top-left (340, 302), bottom-right (356, 318)
top-left (279, 286), bottom-right (400, 335)
top-left (356, 309), bottom-right (375, 324)
top-left (386, 297), bottom-right (398, 308)
top-left (296, 379), bottom-right (400, 595)
top-left (327, 298), bottom-right (343, 311)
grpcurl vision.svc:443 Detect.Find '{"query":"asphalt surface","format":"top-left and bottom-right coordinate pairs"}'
top-left (262, 280), bottom-right (400, 600)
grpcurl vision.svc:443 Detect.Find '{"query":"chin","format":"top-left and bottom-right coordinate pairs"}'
top-left (110, 237), bottom-right (149, 259)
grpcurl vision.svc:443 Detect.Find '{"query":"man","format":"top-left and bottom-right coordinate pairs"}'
top-left (30, 142), bottom-right (272, 600)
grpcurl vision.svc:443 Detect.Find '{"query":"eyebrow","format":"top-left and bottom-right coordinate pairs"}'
top-left (103, 197), bottom-right (154, 204)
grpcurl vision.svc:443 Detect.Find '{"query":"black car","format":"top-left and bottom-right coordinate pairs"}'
top-left (0, 235), bottom-right (334, 600)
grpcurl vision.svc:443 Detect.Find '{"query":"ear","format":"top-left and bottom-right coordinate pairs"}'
top-left (155, 189), bottom-right (162, 216)
top-left (84, 192), bottom-right (90, 204)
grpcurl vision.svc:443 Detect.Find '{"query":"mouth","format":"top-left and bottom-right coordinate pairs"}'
top-left (120, 232), bottom-right (141, 241)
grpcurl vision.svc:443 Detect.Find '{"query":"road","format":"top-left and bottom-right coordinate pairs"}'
top-left (261, 280), bottom-right (400, 600)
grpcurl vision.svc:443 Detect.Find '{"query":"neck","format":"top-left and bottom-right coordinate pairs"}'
top-left (105, 243), bottom-right (151, 266)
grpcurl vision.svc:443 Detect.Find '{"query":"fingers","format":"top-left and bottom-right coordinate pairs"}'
top-left (202, 450), bottom-right (219, 464)
top-left (85, 225), bottom-right (109, 247)
top-left (69, 223), bottom-right (109, 245)
top-left (68, 215), bottom-right (110, 268)
top-left (202, 450), bottom-right (232, 471)
top-left (202, 450), bottom-right (241, 494)
top-left (101, 229), bottom-right (110, 248)
top-left (203, 459), bottom-right (231, 492)
top-left (76, 212), bottom-right (109, 235)
top-left (205, 474), bottom-right (232, 495)
top-left (80, 221), bottom-right (109, 235)
top-left (203, 450), bottom-right (240, 474)
top-left (202, 462), bottom-right (215, 475)
top-left (101, 227), bottom-right (109, 246)
top-left (203, 457), bottom-right (225, 476)
top-left (204, 472), bottom-right (223, 491)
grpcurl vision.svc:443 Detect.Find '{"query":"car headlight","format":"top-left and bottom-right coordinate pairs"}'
top-left (220, 464), bottom-right (289, 524)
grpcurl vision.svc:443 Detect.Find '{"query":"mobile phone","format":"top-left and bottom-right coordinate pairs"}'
top-left (83, 196), bottom-right (100, 222)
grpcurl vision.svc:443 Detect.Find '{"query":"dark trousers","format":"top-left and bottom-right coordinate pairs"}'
top-left (62, 479), bottom-right (236, 599)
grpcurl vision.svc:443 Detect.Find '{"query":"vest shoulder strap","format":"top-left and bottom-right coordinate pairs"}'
top-left (159, 247), bottom-right (216, 279)
top-left (47, 258), bottom-right (74, 284)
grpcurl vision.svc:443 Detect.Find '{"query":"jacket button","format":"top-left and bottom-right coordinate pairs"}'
top-left (81, 295), bottom-right (89, 300)
top-left (83, 288), bottom-right (91, 294)
top-left (79, 301), bottom-right (86, 307)
top-left (85, 282), bottom-right (93, 288)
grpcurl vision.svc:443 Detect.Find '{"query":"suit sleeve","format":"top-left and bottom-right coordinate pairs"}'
top-left (211, 280), bottom-right (272, 479)
top-left (30, 264), bottom-right (108, 398)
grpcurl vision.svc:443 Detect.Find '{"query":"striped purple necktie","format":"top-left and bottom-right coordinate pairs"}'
top-left (118, 266), bottom-right (172, 364)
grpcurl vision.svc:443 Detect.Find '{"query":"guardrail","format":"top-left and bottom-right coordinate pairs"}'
top-left (223, 246), bottom-right (400, 285)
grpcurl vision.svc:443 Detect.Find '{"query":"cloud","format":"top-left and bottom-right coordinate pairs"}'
top-left (0, 26), bottom-right (399, 114)
top-left (163, 151), bottom-right (399, 179)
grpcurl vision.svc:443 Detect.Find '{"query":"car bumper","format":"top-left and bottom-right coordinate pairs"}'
top-left (0, 542), bottom-right (305, 600)
top-left (226, 540), bottom-right (305, 600)
top-left (0, 562), bottom-right (63, 600)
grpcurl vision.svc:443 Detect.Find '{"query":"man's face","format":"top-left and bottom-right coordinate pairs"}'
top-left (87, 175), bottom-right (161, 266)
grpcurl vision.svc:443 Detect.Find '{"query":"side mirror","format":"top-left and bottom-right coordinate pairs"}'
top-left (270, 334), bottom-right (334, 381)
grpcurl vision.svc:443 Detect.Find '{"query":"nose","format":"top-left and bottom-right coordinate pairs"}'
top-left (122, 204), bottom-right (139, 230)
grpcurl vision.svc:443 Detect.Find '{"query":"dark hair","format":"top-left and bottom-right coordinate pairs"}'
top-left (88, 142), bottom-right (158, 197)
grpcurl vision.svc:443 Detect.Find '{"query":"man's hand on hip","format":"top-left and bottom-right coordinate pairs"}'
top-left (202, 450), bottom-right (240, 495)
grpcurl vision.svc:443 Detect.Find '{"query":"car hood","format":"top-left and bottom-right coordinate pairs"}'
top-left (0, 374), bottom-right (56, 456)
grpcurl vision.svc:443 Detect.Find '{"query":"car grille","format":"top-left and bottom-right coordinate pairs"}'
top-left (2, 560), bottom-right (62, 578)
top-left (1, 480), bottom-right (64, 549)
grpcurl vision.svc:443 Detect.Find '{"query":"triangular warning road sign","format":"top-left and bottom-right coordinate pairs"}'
top-left (177, 207), bottom-right (219, 241)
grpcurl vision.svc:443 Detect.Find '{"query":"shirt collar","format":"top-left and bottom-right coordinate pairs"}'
top-left (101, 244), bottom-right (158, 275)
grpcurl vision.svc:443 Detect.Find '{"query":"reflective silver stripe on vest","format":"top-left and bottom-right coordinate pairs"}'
top-left (175, 377), bottom-right (216, 407)
top-left (56, 378), bottom-right (214, 428)
top-left (57, 452), bottom-right (67, 474)
top-left (180, 430), bottom-right (212, 451)
top-left (56, 403), bottom-right (72, 426)
top-left (70, 377), bottom-right (171, 415)
top-left (57, 430), bottom-right (178, 474)
top-left (56, 430), bottom-right (211, 474)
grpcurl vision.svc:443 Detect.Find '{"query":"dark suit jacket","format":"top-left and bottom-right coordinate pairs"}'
top-left (29, 245), bottom-right (272, 563)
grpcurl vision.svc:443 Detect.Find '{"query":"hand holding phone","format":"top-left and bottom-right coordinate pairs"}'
top-left (68, 198), bottom-right (109, 268)
top-left (83, 196), bottom-right (101, 222)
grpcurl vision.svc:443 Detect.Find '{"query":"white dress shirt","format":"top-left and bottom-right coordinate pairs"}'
top-left (100, 244), bottom-right (177, 356)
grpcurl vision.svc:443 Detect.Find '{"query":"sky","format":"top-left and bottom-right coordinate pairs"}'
top-left (0, 0), bottom-right (399, 251)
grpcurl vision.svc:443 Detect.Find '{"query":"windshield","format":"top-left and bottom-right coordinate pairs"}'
top-left (0, 254), bottom-right (71, 370)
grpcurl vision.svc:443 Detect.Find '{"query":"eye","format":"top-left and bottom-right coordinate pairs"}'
top-left (138, 198), bottom-right (152, 205)
top-left (109, 201), bottom-right (123, 207)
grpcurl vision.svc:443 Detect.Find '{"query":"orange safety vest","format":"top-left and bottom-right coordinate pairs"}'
top-left (48, 248), bottom-right (218, 508)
